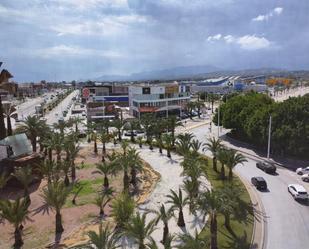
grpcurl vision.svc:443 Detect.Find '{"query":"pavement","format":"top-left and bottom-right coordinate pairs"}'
top-left (188, 123), bottom-right (309, 249)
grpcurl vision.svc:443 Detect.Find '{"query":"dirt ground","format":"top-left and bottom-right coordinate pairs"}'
top-left (0, 144), bottom-right (160, 249)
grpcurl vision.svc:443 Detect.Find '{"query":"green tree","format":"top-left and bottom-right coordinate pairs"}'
top-left (166, 116), bottom-right (182, 145)
top-left (166, 189), bottom-right (188, 227)
top-left (203, 137), bottom-right (222, 172)
top-left (112, 119), bottom-right (124, 141)
top-left (95, 188), bottom-right (114, 217)
top-left (176, 133), bottom-right (194, 156)
top-left (123, 212), bottom-right (156, 249)
top-left (13, 166), bottom-right (34, 205)
top-left (225, 149), bottom-right (247, 180)
top-left (153, 204), bottom-right (173, 245)
top-left (41, 181), bottom-right (70, 234)
top-left (99, 131), bottom-right (111, 162)
top-left (216, 148), bottom-right (229, 180)
top-left (176, 230), bottom-right (207, 249)
top-left (0, 198), bottom-right (30, 249)
top-left (94, 161), bottom-right (117, 189)
top-left (162, 133), bottom-right (174, 158)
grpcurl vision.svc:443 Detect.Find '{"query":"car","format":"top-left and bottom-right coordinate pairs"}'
top-left (251, 177), bottom-right (267, 190)
top-left (256, 161), bottom-right (277, 174)
top-left (124, 131), bottom-right (137, 137)
top-left (288, 184), bottom-right (309, 200)
top-left (301, 174), bottom-right (309, 182)
top-left (296, 167), bottom-right (309, 175)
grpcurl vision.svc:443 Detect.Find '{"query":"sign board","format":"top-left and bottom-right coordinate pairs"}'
top-left (165, 85), bottom-right (178, 94)
top-left (82, 88), bottom-right (90, 98)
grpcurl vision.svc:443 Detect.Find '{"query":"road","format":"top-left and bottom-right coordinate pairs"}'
top-left (189, 124), bottom-right (309, 249)
top-left (45, 90), bottom-right (79, 125)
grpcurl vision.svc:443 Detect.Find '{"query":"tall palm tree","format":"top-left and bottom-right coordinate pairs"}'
top-left (15, 115), bottom-right (45, 152)
top-left (120, 140), bottom-right (129, 155)
top-left (197, 190), bottom-right (221, 249)
top-left (112, 119), bottom-right (123, 141)
top-left (153, 204), bottom-right (173, 245)
top-left (183, 178), bottom-right (200, 214)
top-left (99, 131), bottom-right (111, 162)
top-left (186, 102), bottom-right (196, 120)
top-left (41, 180), bottom-right (70, 234)
top-left (175, 133), bottom-right (194, 156)
top-left (190, 139), bottom-right (202, 156)
top-left (162, 133), bottom-right (174, 158)
top-left (225, 149), bottom-right (247, 180)
top-left (3, 102), bottom-right (16, 136)
top-left (127, 148), bottom-right (143, 191)
top-left (140, 114), bottom-right (155, 143)
top-left (166, 189), bottom-right (188, 227)
top-left (110, 193), bottom-right (135, 230)
top-left (87, 122), bottom-right (98, 153)
top-left (203, 137), bottom-right (222, 172)
top-left (60, 160), bottom-right (71, 187)
top-left (94, 161), bottom-right (117, 189)
top-left (195, 101), bottom-right (205, 119)
top-left (49, 132), bottom-right (64, 163)
top-left (123, 212), bottom-right (156, 249)
top-left (64, 137), bottom-right (80, 181)
top-left (119, 153), bottom-right (131, 193)
top-left (137, 136), bottom-right (143, 148)
top-left (39, 159), bottom-right (58, 184)
top-left (176, 230), bottom-right (207, 249)
top-left (53, 120), bottom-right (69, 137)
top-left (0, 198), bottom-right (30, 249)
top-left (12, 166), bottom-right (34, 205)
top-left (125, 119), bottom-right (140, 142)
top-left (69, 116), bottom-right (83, 133)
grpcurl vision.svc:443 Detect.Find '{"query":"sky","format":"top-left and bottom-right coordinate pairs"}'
top-left (1, 0), bottom-right (309, 82)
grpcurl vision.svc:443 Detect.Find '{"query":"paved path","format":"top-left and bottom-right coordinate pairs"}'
top-left (106, 143), bottom-right (209, 248)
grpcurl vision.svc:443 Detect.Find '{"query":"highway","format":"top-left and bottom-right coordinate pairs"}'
top-left (189, 124), bottom-right (309, 249)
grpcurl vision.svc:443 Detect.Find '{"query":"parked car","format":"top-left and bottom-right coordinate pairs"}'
top-left (256, 161), bottom-right (277, 174)
top-left (301, 174), bottom-right (309, 182)
top-left (296, 167), bottom-right (309, 175)
top-left (288, 184), bottom-right (309, 200)
top-left (251, 177), bottom-right (267, 190)
top-left (124, 131), bottom-right (137, 137)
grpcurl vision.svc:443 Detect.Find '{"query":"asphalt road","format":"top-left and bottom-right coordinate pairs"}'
top-left (190, 124), bottom-right (309, 249)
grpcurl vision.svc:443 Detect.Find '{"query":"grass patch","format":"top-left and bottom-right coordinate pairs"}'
top-left (65, 178), bottom-right (104, 208)
top-left (199, 156), bottom-right (254, 249)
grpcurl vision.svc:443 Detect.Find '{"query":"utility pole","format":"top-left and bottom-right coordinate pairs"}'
top-left (217, 99), bottom-right (220, 138)
top-left (102, 97), bottom-right (105, 120)
top-left (166, 100), bottom-right (169, 118)
top-left (267, 115), bottom-right (272, 159)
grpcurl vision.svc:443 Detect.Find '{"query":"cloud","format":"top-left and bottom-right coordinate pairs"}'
top-left (208, 34), bottom-right (271, 50)
top-left (207, 34), bottom-right (222, 42)
top-left (49, 0), bottom-right (128, 10)
top-left (252, 7), bottom-right (283, 22)
top-left (34, 45), bottom-right (123, 58)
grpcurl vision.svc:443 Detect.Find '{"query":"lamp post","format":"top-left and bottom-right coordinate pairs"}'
top-left (267, 115), bottom-right (272, 159)
top-left (217, 99), bottom-right (220, 138)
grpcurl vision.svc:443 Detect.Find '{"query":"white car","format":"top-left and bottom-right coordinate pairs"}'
top-left (288, 184), bottom-right (309, 200)
top-left (296, 167), bottom-right (309, 175)
top-left (301, 174), bottom-right (309, 182)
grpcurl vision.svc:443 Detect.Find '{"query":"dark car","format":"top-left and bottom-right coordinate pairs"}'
top-left (256, 161), bottom-right (277, 174)
top-left (251, 177), bottom-right (268, 190)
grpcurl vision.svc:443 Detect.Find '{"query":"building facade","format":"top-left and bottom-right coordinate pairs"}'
top-left (129, 82), bottom-right (190, 118)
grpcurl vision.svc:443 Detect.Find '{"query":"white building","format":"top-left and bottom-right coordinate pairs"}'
top-left (129, 82), bottom-right (190, 118)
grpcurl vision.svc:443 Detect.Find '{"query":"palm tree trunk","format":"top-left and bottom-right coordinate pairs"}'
top-left (123, 170), bottom-right (129, 192)
top-left (221, 164), bottom-right (225, 180)
top-left (210, 212), bottom-right (218, 249)
top-left (224, 213), bottom-right (231, 230)
top-left (162, 222), bottom-right (169, 244)
top-left (213, 157), bottom-right (217, 171)
top-left (130, 167), bottom-right (137, 188)
top-left (7, 115), bottom-right (12, 136)
top-left (99, 206), bottom-right (104, 217)
top-left (228, 168), bottom-right (233, 180)
top-left (0, 96), bottom-right (6, 140)
top-left (71, 163), bottom-right (76, 181)
top-left (139, 243), bottom-right (145, 249)
top-left (32, 138), bottom-right (37, 152)
top-left (94, 139), bottom-right (97, 154)
top-left (103, 174), bottom-right (109, 189)
top-left (64, 174), bottom-right (70, 186)
top-left (14, 226), bottom-right (23, 249)
top-left (130, 130), bottom-right (135, 142)
top-left (167, 149), bottom-right (171, 158)
top-left (118, 129), bottom-right (122, 141)
top-left (55, 211), bottom-right (64, 234)
top-left (159, 146), bottom-right (162, 154)
top-left (177, 209), bottom-right (185, 227)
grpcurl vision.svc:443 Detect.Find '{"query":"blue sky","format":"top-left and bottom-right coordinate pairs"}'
top-left (1, 0), bottom-right (309, 82)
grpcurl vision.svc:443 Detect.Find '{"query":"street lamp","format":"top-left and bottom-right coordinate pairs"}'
top-left (217, 98), bottom-right (221, 138)
top-left (267, 115), bottom-right (272, 159)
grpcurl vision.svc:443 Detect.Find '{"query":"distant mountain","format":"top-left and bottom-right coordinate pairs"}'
top-left (94, 64), bottom-right (220, 82)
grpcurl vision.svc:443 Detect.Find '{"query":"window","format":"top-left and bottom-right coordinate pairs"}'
top-left (90, 89), bottom-right (95, 93)
top-left (142, 87), bottom-right (151, 94)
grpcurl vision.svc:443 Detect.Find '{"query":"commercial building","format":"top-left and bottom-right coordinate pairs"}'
top-left (81, 83), bottom-right (129, 121)
top-left (129, 82), bottom-right (190, 118)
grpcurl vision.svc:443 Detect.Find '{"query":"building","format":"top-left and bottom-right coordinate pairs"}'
top-left (81, 83), bottom-right (129, 121)
top-left (129, 82), bottom-right (190, 118)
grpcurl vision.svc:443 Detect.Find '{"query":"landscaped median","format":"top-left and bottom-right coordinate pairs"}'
top-left (198, 155), bottom-right (254, 249)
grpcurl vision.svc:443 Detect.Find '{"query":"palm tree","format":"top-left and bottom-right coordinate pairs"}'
top-left (110, 193), bottom-right (135, 230)
top-left (49, 132), bottom-right (64, 163)
top-left (53, 120), bottom-right (69, 136)
top-left (12, 166), bottom-right (34, 205)
top-left (127, 148), bottom-right (143, 191)
top-left (190, 139), bottom-right (202, 156)
top-left (0, 198), bottom-right (30, 249)
top-left (156, 135), bottom-right (163, 154)
top-left (0, 172), bottom-right (10, 190)
top-left (60, 160), bottom-right (71, 186)
top-left (146, 235), bottom-right (174, 249)
top-left (225, 149), bottom-right (247, 180)
top-left (94, 161), bottom-right (117, 189)
top-left (197, 190), bottom-right (221, 249)
top-left (99, 131), bottom-right (111, 162)
top-left (203, 137), bottom-right (222, 172)
top-left (175, 133), bottom-right (194, 156)
top-left (166, 116), bottom-right (182, 145)
top-left (186, 102), bottom-right (196, 120)
top-left (183, 178), bottom-right (200, 214)
top-left (195, 101), bottom-right (205, 119)
top-left (120, 140), bottom-right (129, 155)
top-left (69, 116), bottom-right (83, 133)
top-left (15, 115), bottom-right (45, 152)
top-left (95, 188), bottom-right (114, 217)
top-left (41, 180), bottom-right (70, 234)
top-left (166, 189), bottom-right (188, 227)
top-left (64, 137), bottom-right (80, 181)
top-left (162, 133), bottom-right (174, 158)
top-left (153, 204), bottom-right (173, 245)
top-left (119, 153), bottom-right (131, 193)
top-left (39, 159), bottom-right (58, 184)
top-left (125, 119), bottom-right (140, 142)
top-left (123, 212), bottom-right (156, 249)
top-left (112, 119), bottom-right (123, 141)
top-left (140, 114), bottom-right (155, 143)
top-left (87, 122), bottom-right (98, 153)
top-left (137, 136), bottom-right (143, 148)
top-left (176, 230), bottom-right (207, 249)
top-left (3, 102), bottom-right (16, 136)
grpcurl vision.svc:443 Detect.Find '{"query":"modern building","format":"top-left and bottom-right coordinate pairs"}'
top-left (81, 83), bottom-right (129, 121)
top-left (129, 82), bottom-right (190, 118)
